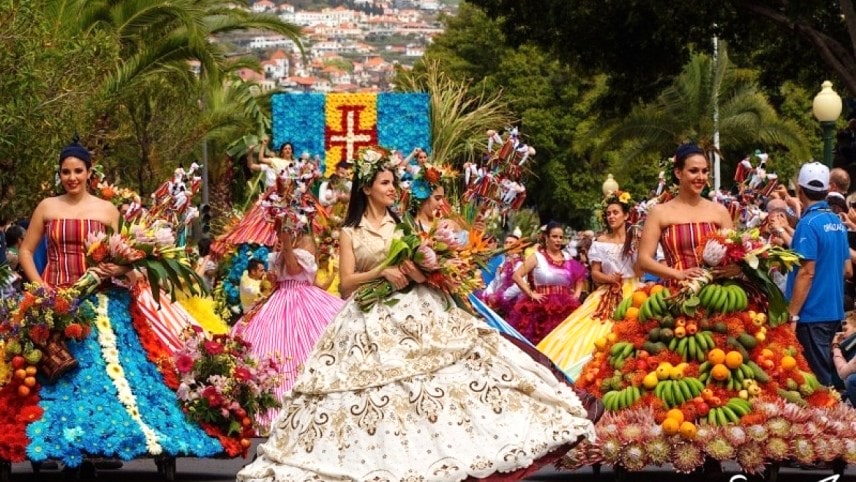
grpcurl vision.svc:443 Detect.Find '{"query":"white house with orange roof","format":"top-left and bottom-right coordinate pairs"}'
top-left (248, 35), bottom-right (297, 50)
top-left (251, 0), bottom-right (275, 13)
top-left (278, 3), bottom-right (295, 13)
top-left (282, 6), bottom-right (363, 27)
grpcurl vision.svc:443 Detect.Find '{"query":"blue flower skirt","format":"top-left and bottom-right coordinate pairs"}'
top-left (25, 289), bottom-right (222, 466)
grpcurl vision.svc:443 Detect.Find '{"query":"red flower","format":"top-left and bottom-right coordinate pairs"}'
top-left (90, 244), bottom-right (109, 263)
top-left (204, 340), bottom-right (224, 355)
top-left (15, 405), bottom-right (44, 423)
top-left (53, 296), bottom-right (71, 315)
top-left (29, 325), bottom-right (50, 345)
top-left (233, 367), bottom-right (252, 382)
top-left (64, 323), bottom-right (84, 340)
top-left (202, 386), bottom-right (223, 407)
top-left (175, 355), bottom-right (194, 374)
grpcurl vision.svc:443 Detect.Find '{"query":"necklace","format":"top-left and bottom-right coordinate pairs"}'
top-left (541, 247), bottom-right (565, 267)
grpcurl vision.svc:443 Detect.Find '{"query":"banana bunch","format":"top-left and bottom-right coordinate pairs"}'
top-left (697, 360), bottom-right (758, 389)
top-left (608, 341), bottom-right (635, 369)
top-left (706, 398), bottom-right (751, 425)
top-left (637, 288), bottom-right (671, 322)
top-left (612, 296), bottom-right (633, 320)
top-left (698, 283), bottom-right (748, 314)
top-left (602, 386), bottom-right (641, 411)
top-left (668, 331), bottom-right (715, 362)
top-left (654, 377), bottom-right (704, 408)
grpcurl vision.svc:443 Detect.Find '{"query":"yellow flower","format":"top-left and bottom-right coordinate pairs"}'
top-left (106, 363), bottom-right (124, 379)
top-left (619, 192), bottom-right (631, 203)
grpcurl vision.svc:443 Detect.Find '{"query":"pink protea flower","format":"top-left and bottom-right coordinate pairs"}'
top-left (414, 244), bottom-right (439, 271)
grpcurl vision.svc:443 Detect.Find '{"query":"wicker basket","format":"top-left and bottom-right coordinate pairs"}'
top-left (38, 332), bottom-right (78, 383)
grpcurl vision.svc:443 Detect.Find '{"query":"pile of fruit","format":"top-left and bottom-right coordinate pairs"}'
top-left (578, 282), bottom-right (836, 439)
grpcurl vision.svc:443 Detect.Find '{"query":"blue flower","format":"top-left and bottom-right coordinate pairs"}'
top-left (411, 179), bottom-right (431, 200)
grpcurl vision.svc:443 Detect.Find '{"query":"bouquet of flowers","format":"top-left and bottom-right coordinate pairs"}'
top-left (83, 217), bottom-right (205, 303)
top-left (677, 227), bottom-right (802, 325)
top-left (173, 331), bottom-right (281, 456)
top-left (355, 216), bottom-right (509, 312)
top-left (0, 283), bottom-right (92, 382)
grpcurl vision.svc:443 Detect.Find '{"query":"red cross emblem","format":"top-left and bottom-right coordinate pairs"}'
top-left (325, 105), bottom-right (377, 162)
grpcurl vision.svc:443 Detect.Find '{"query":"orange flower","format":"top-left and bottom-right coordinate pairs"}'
top-left (90, 244), bottom-right (109, 263)
top-left (53, 296), bottom-right (70, 315)
top-left (424, 167), bottom-right (441, 184)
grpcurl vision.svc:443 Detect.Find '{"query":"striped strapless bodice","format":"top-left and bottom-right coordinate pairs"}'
top-left (43, 218), bottom-right (106, 288)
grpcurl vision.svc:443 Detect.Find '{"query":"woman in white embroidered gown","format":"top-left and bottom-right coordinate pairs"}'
top-left (237, 149), bottom-right (595, 482)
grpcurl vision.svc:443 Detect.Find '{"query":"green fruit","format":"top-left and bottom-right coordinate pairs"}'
top-left (713, 322), bottom-right (729, 334)
top-left (5, 339), bottom-right (22, 356)
top-left (24, 349), bottom-right (43, 364)
top-left (659, 328), bottom-right (674, 342)
top-left (648, 328), bottom-right (661, 343)
top-left (737, 333), bottom-right (758, 350)
top-left (659, 316), bottom-right (675, 329)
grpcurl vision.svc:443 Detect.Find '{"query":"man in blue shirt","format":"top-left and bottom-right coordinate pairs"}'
top-left (786, 162), bottom-right (853, 385)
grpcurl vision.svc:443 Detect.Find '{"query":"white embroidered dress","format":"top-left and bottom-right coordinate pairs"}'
top-left (237, 213), bottom-right (595, 482)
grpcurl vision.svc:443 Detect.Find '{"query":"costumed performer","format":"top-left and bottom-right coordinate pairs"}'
top-left (538, 190), bottom-right (641, 380)
top-left (508, 222), bottom-right (587, 345)
top-left (236, 146), bottom-right (594, 481)
top-left (0, 138), bottom-right (221, 470)
top-left (230, 226), bottom-right (344, 434)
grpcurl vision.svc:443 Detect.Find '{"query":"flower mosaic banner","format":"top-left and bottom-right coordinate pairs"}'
top-left (271, 93), bottom-right (430, 170)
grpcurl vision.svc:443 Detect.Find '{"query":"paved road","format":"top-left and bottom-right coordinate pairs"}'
top-left (5, 439), bottom-right (854, 481)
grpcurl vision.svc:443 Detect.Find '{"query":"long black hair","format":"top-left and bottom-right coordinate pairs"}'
top-left (343, 166), bottom-right (401, 227)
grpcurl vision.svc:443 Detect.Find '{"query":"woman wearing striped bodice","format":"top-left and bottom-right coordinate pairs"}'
top-left (230, 228), bottom-right (344, 434)
top-left (0, 139), bottom-right (222, 470)
top-left (637, 144), bottom-right (733, 281)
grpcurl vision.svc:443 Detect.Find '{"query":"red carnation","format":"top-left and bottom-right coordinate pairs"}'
top-left (63, 323), bottom-right (84, 340)
top-left (202, 386), bottom-right (223, 407)
top-left (15, 405), bottom-right (44, 423)
top-left (233, 367), bottom-right (252, 382)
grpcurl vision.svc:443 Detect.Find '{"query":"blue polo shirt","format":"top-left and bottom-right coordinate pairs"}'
top-left (785, 201), bottom-right (850, 322)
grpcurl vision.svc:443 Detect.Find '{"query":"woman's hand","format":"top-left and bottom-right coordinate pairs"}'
top-left (676, 267), bottom-right (706, 281)
top-left (399, 260), bottom-right (426, 283)
top-left (93, 262), bottom-right (131, 279)
top-left (529, 291), bottom-right (546, 303)
top-left (608, 272), bottom-right (623, 285)
top-left (381, 267), bottom-right (409, 290)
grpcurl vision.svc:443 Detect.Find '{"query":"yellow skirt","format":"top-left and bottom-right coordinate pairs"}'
top-left (537, 278), bottom-right (640, 380)
top-left (176, 293), bottom-right (230, 335)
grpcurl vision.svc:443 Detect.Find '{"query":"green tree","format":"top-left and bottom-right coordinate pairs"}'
top-left (600, 46), bottom-right (811, 188)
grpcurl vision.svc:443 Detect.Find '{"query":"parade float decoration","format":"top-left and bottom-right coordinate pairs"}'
top-left (566, 228), bottom-right (856, 475)
top-left (173, 330), bottom-right (281, 457)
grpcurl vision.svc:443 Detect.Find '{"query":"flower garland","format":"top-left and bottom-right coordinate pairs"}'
top-left (92, 294), bottom-right (163, 456)
top-left (25, 290), bottom-right (222, 465)
top-left (128, 295), bottom-right (180, 389)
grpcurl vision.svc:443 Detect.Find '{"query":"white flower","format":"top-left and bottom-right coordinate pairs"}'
top-left (702, 239), bottom-right (727, 267)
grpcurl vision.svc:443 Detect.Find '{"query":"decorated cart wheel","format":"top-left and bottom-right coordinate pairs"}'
top-left (0, 461), bottom-right (9, 482)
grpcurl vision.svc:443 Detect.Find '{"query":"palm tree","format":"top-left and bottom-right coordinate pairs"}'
top-left (600, 43), bottom-right (810, 178)
top-left (396, 60), bottom-right (515, 167)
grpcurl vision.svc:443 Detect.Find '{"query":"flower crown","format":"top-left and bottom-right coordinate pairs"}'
top-left (602, 190), bottom-right (634, 210)
top-left (354, 146), bottom-right (396, 186)
top-left (410, 163), bottom-right (457, 201)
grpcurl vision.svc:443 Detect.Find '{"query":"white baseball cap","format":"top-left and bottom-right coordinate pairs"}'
top-left (797, 161), bottom-right (830, 191)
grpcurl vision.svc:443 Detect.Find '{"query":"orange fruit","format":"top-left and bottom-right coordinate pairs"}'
top-left (631, 291), bottom-right (648, 308)
top-left (14, 369), bottom-right (26, 380)
top-left (17, 385), bottom-right (30, 397)
top-left (666, 408), bottom-right (685, 424)
top-left (606, 333), bottom-right (617, 343)
top-left (650, 284), bottom-right (665, 295)
top-left (25, 366), bottom-right (37, 376)
top-left (23, 376), bottom-right (36, 387)
top-left (725, 351), bottom-right (744, 369)
top-left (780, 355), bottom-right (797, 371)
top-left (711, 363), bottom-right (730, 381)
top-left (760, 348), bottom-right (774, 359)
top-left (662, 417), bottom-right (680, 435)
top-left (707, 348), bottom-right (726, 365)
top-left (625, 307), bottom-right (640, 321)
top-left (679, 421), bottom-right (697, 439)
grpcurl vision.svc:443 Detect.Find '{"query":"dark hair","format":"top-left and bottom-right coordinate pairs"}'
top-left (802, 186), bottom-right (828, 201)
top-left (335, 161), bottom-right (351, 170)
top-left (541, 221), bottom-right (564, 247)
top-left (604, 201), bottom-right (635, 259)
top-left (59, 135), bottom-right (92, 170)
top-left (278, 141), bottom-right (294, 157)
top-left (197, 237), bottom-right (212, 257)
top-left (5, 225), bottom-right (24, 246)
top-left (343, 166), bottom-right (400, 227)
top-left (674, 143), bottom-right (707, 170)
top-left (247, 258), bottom-right (265, 272)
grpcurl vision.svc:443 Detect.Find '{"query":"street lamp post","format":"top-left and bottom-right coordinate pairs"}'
top-left (812, 80), bottom-right (843, 168)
